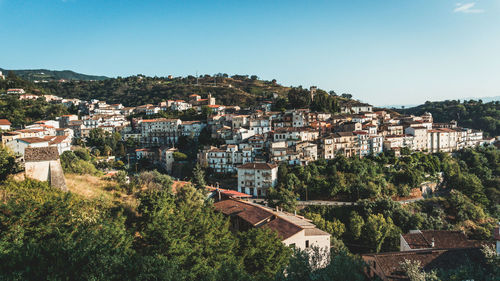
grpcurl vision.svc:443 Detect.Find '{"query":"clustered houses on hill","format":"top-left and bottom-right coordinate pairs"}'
top-left (1, 90), bottom-right (495, 196)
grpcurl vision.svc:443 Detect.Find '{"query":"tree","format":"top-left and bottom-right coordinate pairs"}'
top-left (399, 259), bottom-right (438, 281)
top-left (349, 211), bottom-right (365, 240)
top-left (0, 179), bottom-right (133, 280)
top-left (303, 212), bottom-right (345, 239)
top-left (173, 151), bottom-right (188, 161)
top-left (236, 228), bottom-right (291, 280)
top-left (191, 163), bottom-right (206, 189)
top-left (116, 142), bottom-right (126, 157)
top-left (102, 144), bottom-right (112, 156)
top-left (267, 186), bottom-right (298, 212)
top-left (363, 213), bottom-right (395, 253)
top-left (0, 146), bottom-right (16, 181)
top-left (136, 186), bottom-right (238, 280)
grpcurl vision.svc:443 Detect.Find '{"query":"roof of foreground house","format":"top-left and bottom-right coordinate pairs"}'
top-left (213, 199), bottom-right (329, 240)
top-left (24, 147), bottom-right (60, 161)
top-left (362, 247), bottom-right (488, 281)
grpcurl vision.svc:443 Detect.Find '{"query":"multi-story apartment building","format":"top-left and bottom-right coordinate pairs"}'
top-left (199, 145), bottom-right (254, 173)
top-left (405, 126), bottom-right (428, 151)
top-left (248, 117), bottom-right (272, 134)
top-left (139, 118), bottom-right (182, 147)
top-left (180, 121), bottom-right (206, 138)
top-left (331, 132), bottom-right (358, 157)
top-left (427, 128), bottom-right (458, 153)
top-left (237, 162), bottom-right (278, 197)
top-left (272, 128), bottom-right (319, 146)
top-left (369, 135), bottom-right (384, 155)
top-left (354, 131), bottom-right (370, 157)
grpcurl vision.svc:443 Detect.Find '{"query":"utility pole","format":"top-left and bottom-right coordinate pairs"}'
top-left (196, 71), bottom-right (199, 86)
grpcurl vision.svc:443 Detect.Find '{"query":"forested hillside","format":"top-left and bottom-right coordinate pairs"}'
top-left (0, 68), bottom-right (108, 81)
top-left (37, 75), bottom-right (291, 107)
top-left (397, 100), bottom-right (500, 137)
top-left (0, 71), bottom-right (352, 110)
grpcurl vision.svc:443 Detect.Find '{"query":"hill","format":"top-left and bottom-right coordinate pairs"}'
top-left (35, 74), bottom-right (293, 107)
top-left (397, 99), bottom-right (500, 137)
top-left (0, 67), bottom-right (108, 81)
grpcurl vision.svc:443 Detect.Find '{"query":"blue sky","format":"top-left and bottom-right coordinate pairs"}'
top-left (0, 0), bottom-right (499, 106)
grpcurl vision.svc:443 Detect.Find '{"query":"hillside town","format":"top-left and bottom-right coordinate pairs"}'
top-left (1, 87), bottom-right (494, 198)
top-left (1, 87), bottom-right (499, 280)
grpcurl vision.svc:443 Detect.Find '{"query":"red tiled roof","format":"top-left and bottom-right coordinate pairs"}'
top-left (0, 119), bottom-right (11, 126)
top-left (214, 199), bottom-right (273, 226)
top-left (18, 137), bottom-right (48, 144)
top-left (263, 217), bottom-right (303, 240)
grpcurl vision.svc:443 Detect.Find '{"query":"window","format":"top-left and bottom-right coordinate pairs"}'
top-left (289, 243), bottom-right (296, 249)
top-left (305, 240), bottom-right (309, 248)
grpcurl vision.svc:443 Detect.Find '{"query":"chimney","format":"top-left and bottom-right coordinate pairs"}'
top-left (431, 237), bottom-right (435, 248)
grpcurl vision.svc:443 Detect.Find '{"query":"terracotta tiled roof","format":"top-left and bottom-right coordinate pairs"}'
top-left (214, 199), bottom-right (273, 226)
top-left (18, 137), bottom-right (48, 144)
top-left (263, 217), bottom-right (303, 240)
top-left (0, 119), bottom-right (12, 126)
top-left (47, 136), bottom-right (68, 145)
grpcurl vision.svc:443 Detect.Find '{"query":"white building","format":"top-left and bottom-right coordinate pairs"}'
top-left (405, 126), bottom-right (428, 151)
top-left (427, 128), bottom-right (458, 153)
top-left (237, 162), bottom-right (278, 197)
top-left (200, 145), bottom-right (253, 173)
top-left (0, 119), bottom-right (11, 130)
top-left (214, 199), bottom-right (331, 266)
top-left (7, 137), bottom-right (50, 157)
top-left (139, 118), bottom-right (182, 147)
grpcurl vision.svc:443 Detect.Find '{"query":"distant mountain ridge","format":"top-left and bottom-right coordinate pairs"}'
top-left (0, 67), bottom-right (108, 81)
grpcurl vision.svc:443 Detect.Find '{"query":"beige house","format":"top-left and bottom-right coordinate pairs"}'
top-left (214, 199), bottom-right (331, 266)
top-left (237, 162), bottom-right (278, 197)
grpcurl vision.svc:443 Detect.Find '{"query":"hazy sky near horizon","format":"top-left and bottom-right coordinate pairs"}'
top-left (1, 0), bottom-right (499, 106)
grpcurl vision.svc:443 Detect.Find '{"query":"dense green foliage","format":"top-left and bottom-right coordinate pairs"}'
top-left (0, 146), bottom-right (17, 181)
top-left (302, 146), bottom-right (499, 254)
top-left (31, 75), bottom-right (289, 107)
top-left (86, 128), bottom-right (125, 157)
top-left (398, 99), bottom-right (500, 137)
top-left (0, 95), bottom-right (73, 127)
top-left (273, 152), bottom-right (441, 203)
top-left (272, 87), bottom-right (343, 113)
top-left (276, 249), bottom-right (368, 281)
top-left (60, 148), bottom-right (101, 175)
top-left (0, 172), bottom-right (296, 280)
